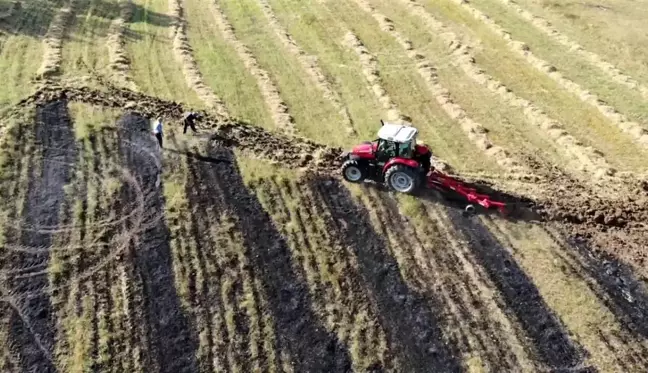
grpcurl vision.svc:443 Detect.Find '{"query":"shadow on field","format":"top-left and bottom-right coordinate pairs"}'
top-left (116, 114), bottom-right (199, 373)
top-left (446, 212), bottom-right (593, 372)
top-left (185, 141), bottom-right (352, 372)
top-left (2, 100), bottom-right (77, 373)
top-left (308, 175), bottom-right (463, 373)
top-left (0, 0), bottom-right (170, 40)
top-left (544, 229), bottom-right (648, 368)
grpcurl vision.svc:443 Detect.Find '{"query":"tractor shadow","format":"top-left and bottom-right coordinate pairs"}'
top-left (308, 175), bottom-right (464, 372)
top-left (184, 140), bottom-right (353, 372)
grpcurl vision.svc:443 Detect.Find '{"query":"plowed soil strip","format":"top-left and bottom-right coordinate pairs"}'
top-left (107, 0), bottom-right (137, 90)
top-left (398, 0), bottom-right (616, 180)
top-left (116, 113), bottom-right (199, 373)
top-left (37, 0), bottom-right (76, 78)
top-left (447, 0), bottom-right (648, 147)
top-left (256, 0), bottom-right (355, 135)
top-left (208, 0), bottom-right (296, 135)
top-left (497, 0), bottom-right (648, 101)
top-left (5, 100), bottom-right (77, 372)
top-left (195, 144), bottom-right (351, 372)
top-left (352, 0), bottom-right (527, 174)
top-left (444, 211), bottom-right (591, 371)
top-left (169, 0), bottom-right (228, 115)
top-left (307, 175), bottom-right (462, 372)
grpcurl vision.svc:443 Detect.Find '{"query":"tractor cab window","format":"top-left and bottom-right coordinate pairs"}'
top-left (376, 139), bottom-right (397, 161)
top-left (398, 140), bottom-right (413, 158)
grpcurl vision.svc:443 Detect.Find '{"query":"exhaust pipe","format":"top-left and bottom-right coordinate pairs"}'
top-left (464, 204), bottom-right (476, 215)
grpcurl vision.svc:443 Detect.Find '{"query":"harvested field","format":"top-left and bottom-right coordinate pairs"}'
top-left (1, 0), bottom-right (648, 372)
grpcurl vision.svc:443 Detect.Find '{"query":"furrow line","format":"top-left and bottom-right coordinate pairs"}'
top-left (107, 0), bottom-right (137, 91)
top-left (498, 0), bottom-right (648, 100)
top-left (399, 0), bottom-right (616, 179)
top-left (448, 0), bottom-right (648, 147)
top-left (37, 0), bottom-right (76, 78)
top-left (256, 0), bottom-right (356, 135)
top-left (208, 0), bottom-right (296, 135)
top-left (353, 0), bottom-right (526, 173)
top-left (169, 0), bottom-right (229, 116)
top-left (342, 31), bottom-right (406, 123)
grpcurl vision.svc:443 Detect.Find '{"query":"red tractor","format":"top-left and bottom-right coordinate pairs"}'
top-left (340, 121), bottom-right (511, 215)
top-left (340, 121), bottom-right (432, 194)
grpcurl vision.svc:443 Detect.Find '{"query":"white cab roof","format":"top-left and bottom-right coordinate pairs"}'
top-left (377, 122), bottom-right (418, 143)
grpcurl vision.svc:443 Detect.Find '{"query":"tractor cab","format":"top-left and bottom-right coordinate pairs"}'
top-left (375, 122), bottom-right (418, 161)
top-left (341, 121), bottom-right (433, 194)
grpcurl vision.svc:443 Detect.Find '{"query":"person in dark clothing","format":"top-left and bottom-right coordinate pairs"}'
top-left (183, 111), bottom-right (200, 134)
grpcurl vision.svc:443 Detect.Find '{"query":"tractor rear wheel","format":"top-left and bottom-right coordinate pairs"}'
top-left (341, 160), bottom-right (367, 183)
top-left (385, 165), bottom-right (420, 194)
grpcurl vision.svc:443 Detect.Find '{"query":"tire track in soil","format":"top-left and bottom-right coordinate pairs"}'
top-left (169, 0), bottom-right (229, 116)
top-left (497, 0), bottom-right (648, 101)
top-left (364, 188), bottom-right (527, 370)
top-left (444, 211), bottom-right (593, 372)
top-left (307, 175), bottom-right (463, 372)
top-left (192, 142), bottom-right (352, 372)
top-left (447, 0), bottom-right (648, 148)
top-left (349, 2), bottom-right (530, 175)
top-left (37, 0), bottom-right (76, 78)
top-left (115, 113), bottom-right (199, 373)
top-left (256, 0), bottom-right (356, 135)
top-left (208, 0), bottom-right (296, 135)
top-left (3, 100), bottom-right (77, 373)
top-left (397, 0), bottom-right (617, 180)
top-left (107, 0), bottom-right (137, 91)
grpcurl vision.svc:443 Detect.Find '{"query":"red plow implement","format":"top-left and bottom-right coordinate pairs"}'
top-left (426, 170), bottom-right (511, 215)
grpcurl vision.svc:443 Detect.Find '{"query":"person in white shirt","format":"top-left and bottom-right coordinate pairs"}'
top-left (152, 117), bottom-right (163, 148)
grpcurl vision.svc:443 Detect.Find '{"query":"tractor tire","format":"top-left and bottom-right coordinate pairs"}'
top-left (341, 160), bottom-right (367, 183)
top-left (385, 165), bottom-right (421, 194)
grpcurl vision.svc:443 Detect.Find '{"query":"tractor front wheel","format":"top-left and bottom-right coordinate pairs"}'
top-left (385, 165), bottom-right (420, 194)
top-left (341, 160), bottom-right (367, 183)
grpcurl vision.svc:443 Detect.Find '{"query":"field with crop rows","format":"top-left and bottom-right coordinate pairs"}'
top-left (1, 0), bottom-right (648, 372)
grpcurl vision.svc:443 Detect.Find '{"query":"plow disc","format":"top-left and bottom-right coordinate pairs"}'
top-left (426, 170), bottom-right (513, 216)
